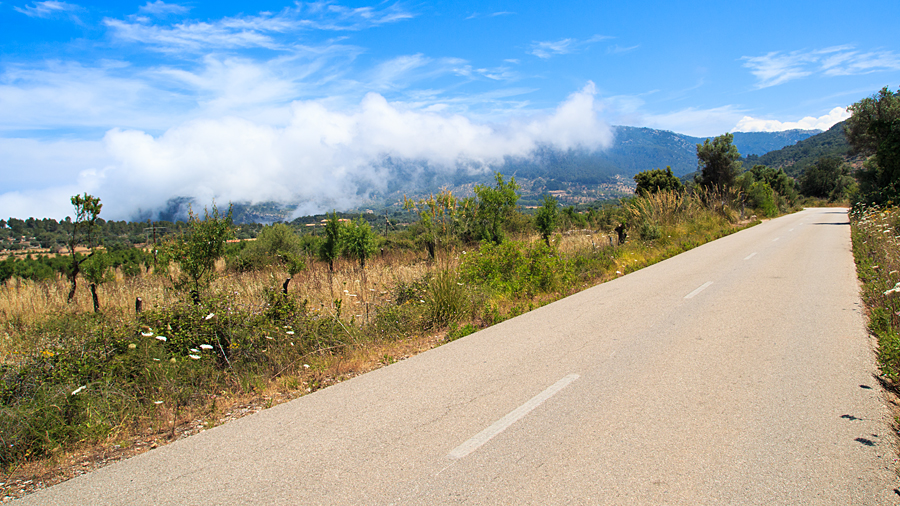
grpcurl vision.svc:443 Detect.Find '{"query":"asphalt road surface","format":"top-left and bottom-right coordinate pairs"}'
top-left (18, 208), bottom-right (898, 505)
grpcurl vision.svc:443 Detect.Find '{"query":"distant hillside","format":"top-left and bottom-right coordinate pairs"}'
top-left (500, 126), bottom-right (819, 182)
top-left (743, 122), bottom-right (851, 177)
top-left (730, 130), bottom-right (821, 156)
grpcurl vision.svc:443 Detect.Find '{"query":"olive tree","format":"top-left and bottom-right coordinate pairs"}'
top-left (66, 193), bottom-right (102, 302)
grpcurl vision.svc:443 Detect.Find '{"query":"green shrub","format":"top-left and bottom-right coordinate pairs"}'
top-left (423, 270), bottom-right (469, 330)
top-left (460, 240), bottom-right (570, 297)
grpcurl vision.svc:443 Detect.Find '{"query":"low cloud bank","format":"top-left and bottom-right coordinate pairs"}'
top-left (0, 83), bottom-right (612, 221)
top-left (733, 106), bottom-right (849, 133)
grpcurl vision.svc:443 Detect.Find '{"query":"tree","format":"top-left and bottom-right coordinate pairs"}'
top-left (81, 250), bottom-right (114, 312)
top-left (846, 86), bottom-right (900, 204)
top-left (740, 164), bottom-right (798, 206)
top-left (66, 193), bottom-right (102, 302)
top-left (470, 173), bottom-right (520, 245)
top-left (534, 195), bottom-right (559, 246)
top-left (343, 217), bottom-right (377, 269)
top-left (799, 157), bottom-right (857, 201)
top-left (404, 190), bottom-right (459, 260)
top-left (318, 212), bottom-right (343, 273)
top-left (695, 133), bottom-right (742, 189)
top-left (233, 223), bottom-right (305, 292)
top-left (634, 166), bottom-right (683, 195)
top-left (167, 203), bottom-right (232, 302)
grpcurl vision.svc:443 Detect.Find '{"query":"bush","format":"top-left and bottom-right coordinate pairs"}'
top-left (423, 270), bottom-right (469, 330)
top-left (460, 240), bottom-right (570, 297)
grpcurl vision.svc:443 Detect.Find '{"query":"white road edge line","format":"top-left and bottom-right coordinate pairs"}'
top-left (447, 374), bottom-right (580, 460)
top-left (744, 252), bottom-right (757, 260)
top-left (684, 281), bottom-right (713, 299)
top-left (773, 237), bottom-right (780, 242)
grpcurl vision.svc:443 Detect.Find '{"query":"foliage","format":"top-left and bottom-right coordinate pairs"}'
top-left (460, 240), bottom-right (570, 297)
top-left (66, 194), bottom-right (103, 302)
top-left (846, 87), bottom-right (900, 204)
top-left (403, 190), bottom-right (459, 259)
top-left (695, 133), bottom-right (743, 189)
top-left (468, 173), bottom-right (520, 245)
top-left (745, 182), bottom-right (778, 218)
top-left (318, 212), bottom-right (343, 272)
top-left (798, 156), bottom-right (857, 201)
top-left (850, 205), bottom-right (900, 379)
top-left (343, 217), bottom-right (377, 269)
top-left (746, 122), bottom-right (850, 178)
top-left (534, 195), bottom-right (559, 246)
top-left (743, 165), bottom-right (798, 205)
top-left (422, 269), bottom-right (469, 330)
top-left (231, 223), bottom-right (305, 275)
top-left (634, 166), bottom-right (684, 195)
top-left (165, 204), bottom-right (233, 299)
top-left (81, 251), bottom-right (115, 312)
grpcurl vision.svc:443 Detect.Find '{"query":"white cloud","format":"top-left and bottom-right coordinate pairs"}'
top-left (607, 44), bottom-right (639, 55)
top-left (105, 2), bottom-right (413, 53)
top-left (14, 0), bottom-right (80, 19)
top-left (529, 35), bottom-right (611, 59)
top-left (0, 83), bottom-right (612, 220)
top-left (742, 46), bottom-right (900, 88)
top-left (732, 106), bottom-right (850, 133)
top-left (138, 1), bottom-right (189, 17)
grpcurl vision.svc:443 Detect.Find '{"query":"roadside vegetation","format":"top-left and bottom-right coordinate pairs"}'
top-left (6, 87), bottom-right (896, 490)
top-left (847, 86), bottom-right (900, 382)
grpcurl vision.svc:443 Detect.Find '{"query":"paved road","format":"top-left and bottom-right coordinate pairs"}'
top-left (18, 208), bottom-right (897, 505)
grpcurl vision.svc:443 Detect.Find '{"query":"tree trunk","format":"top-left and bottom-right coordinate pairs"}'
top-left (67, 261), bottom-right (79, 302)
top-left (90, 283), bottom-right (100, 313)
top-left (282, 278), bottom-right (291, 295)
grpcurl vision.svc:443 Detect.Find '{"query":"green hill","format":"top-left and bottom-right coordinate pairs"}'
top-left (743, 122), bottom-right (851, 177)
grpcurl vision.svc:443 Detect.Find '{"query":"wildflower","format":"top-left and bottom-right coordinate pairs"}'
top-left (290, 342), bottom-right (294, 346)
top-left (200, 344), bottom-right (213, 350)
top-left (71, 386), bottom-right (86, 396)
top-left (190, 348), bottom-right (200, 353)
top-left (152, 358), bottom-right (160, 361)
top-left (141, 332), bottom-right (153, 337)
top-left (266, 336), bottom-right (274, 340)
top-left (286, 331), bottom-right (295, 335)
top-left (884, 282), bottom-right (900, 295)
top-left (189, 355), bottom-right (201, 360)
top-left (303, 364), bottom-right (310, 369)
top-left (154, 400), bottom-right (163, 405)
top-left (156, 336), bottom-right (167, 342)
top-left (128, 343), bottom-right (137, 350)
top-left (420, 300), bottom-right (425, 303)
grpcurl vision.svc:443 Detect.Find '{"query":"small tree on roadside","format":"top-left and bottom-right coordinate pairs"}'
top-left (534, 195), bottom-right (559, 246)
top-left (404, 189), bottom-right (459, 260)
top-left (66, 193), bottom-right (102, 302)
top-left (81, 250), bottom-right (114, 312)
top-left (166, 203), bottom-right (233, 303)
top-left (343, 217), bottom-right (377, 269)
top-left (695, 133), bottom-right (742, 190)
top-left (318, 212), bottom-right (343, 273)
top-left (470, 173), bottom-right (520, 245)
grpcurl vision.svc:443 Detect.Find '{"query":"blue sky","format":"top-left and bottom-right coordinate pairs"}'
top-left (1, 0), bottom-right (898, 219)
